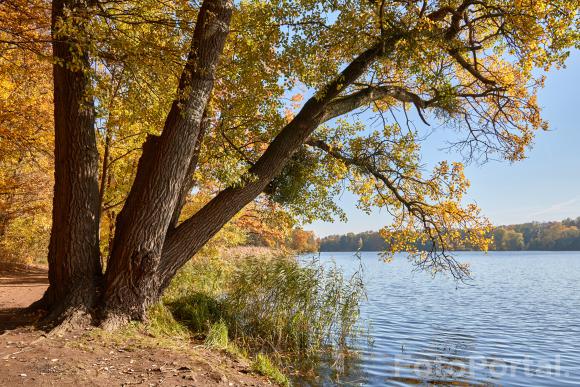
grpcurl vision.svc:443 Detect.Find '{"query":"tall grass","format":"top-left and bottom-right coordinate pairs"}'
top-left (204, 320), bottom-right (229, 349)
top-left (161, 253), bottom-right (365, 378)
top-left (224, 257), bottom-right (364, 355)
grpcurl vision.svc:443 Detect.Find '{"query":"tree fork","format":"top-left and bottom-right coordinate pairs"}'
top-left (101, 0), bottom-right (233, 327)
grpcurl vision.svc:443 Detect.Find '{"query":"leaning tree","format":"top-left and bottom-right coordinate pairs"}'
top-left (27, 0), bottom-right (579, 328)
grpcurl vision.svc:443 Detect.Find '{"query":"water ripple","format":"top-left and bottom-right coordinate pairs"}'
top-left (314, 251), bottom-right (580, 386)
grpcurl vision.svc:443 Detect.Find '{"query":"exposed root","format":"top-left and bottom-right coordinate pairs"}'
top-left (35, 289), bottom-right (98, 335)
top-left (45, 308), bottom-right (93, 336)
top-left (99, 311), bottom-right (132, 331)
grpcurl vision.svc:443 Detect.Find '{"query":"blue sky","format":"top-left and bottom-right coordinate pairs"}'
top-left (306, 50), bottom-right (580, 237)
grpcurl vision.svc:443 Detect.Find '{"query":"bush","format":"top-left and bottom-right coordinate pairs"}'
top-left (168, 292), bottom-right (223, 334)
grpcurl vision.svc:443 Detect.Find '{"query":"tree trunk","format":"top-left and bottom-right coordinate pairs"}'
top-left (100, 0), bottom-right (233, 327)
top-left (35, 0), bottom-right (102, 324)
top-left (169, 111), bottom-right (209, 229)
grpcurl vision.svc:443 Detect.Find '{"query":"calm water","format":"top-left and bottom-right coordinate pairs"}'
top-left (311, 251), bottom-right (580, 386)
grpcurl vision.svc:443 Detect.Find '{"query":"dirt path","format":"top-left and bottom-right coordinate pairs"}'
top-left (0, 263), bottom-right (48, 309)
top-left (0, 263), bottom-right (48, 333)
top-left (0, 264), bottom-right (272, 386)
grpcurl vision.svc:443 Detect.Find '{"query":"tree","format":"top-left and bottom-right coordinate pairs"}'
top-left (0, 0), bottom-right (53, 262)
top-left (3, 0), bottom-right (577, 328)
top-left (289, 229), bottom-right (318, 253)
top-left (493, 228), bottom-right (524, 250)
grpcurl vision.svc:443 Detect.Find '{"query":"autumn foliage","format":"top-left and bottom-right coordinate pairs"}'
top-left (0, 0), bottom-right (578, 326)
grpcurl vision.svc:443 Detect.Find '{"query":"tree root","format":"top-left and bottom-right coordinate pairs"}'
top-left (35, 289), bottom-right (98, 335)
top-left (45, 308), bottom-right (93, 336)
top-left (99, 311), bottom-right (133, 332)
top-left (25, 292), bottom-right (51, 315)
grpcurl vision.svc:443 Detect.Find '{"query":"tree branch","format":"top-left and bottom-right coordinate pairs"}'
top-left (306, 139), bottom-right (472, 280)
top-left (322, 85), bottom-right (431, 124)
top-left (304, 139), bottom-right (423, 213)
top-left (447, 47), bottom-right (496, 85)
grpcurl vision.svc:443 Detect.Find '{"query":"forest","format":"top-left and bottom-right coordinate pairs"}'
top-left (319, 217), bottom-right (580, 251)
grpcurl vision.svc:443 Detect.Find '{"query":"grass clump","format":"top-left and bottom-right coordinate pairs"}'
top-left (252, 353), bottom-right (290, 387)
top-left (147, 303), bottom-right (189, 339)
top-left (168, 292), bottom-right (223, 333)
top-left (204, 320), bottom-right (229, 349)
top-left (162, 253), bottom-right (365, 382)
top-left (225, 257), bottom-right (364, 355)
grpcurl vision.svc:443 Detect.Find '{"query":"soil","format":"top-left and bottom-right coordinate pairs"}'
top-left (0, 263), bottom-right (272, 386)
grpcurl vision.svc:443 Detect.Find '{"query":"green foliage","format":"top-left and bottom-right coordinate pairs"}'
top-left (267, 147), bottom-right (345, 223)
top-left (320, 231), bottom-right (386, 252)
top-left (252, 353), bottom-right (290, 387)
top-left (169, 292), bottom-right (223, 334)
top-left (493, 228), bottom-right (525, 251)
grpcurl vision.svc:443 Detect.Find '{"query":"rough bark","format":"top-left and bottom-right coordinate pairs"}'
top-left (101, 0), bottom-right (233, 326)
top-left (169, 111), bottom-right (210, 229)
top-left (34, 0), bottom-right (102, 323)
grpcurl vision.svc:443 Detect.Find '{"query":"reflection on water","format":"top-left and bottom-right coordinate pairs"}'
top-left (300, 251), bottom-right (580, 386)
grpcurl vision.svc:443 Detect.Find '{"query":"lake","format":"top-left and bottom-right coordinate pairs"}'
top-left (308, 251), bottom-right (580, 386)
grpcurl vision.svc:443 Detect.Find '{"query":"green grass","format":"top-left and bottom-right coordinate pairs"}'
top-left (252, 353), bottom-right (290, 387)
top-left (168, 292), bottom-right (223, 334)
top-left (147, 303), bottom-right (190, 339)
top-left (204, 320), bottom-right (229, 349)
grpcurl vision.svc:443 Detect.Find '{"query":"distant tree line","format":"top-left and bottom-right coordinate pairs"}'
top-left (319, 218), bottom-right (580, 252)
